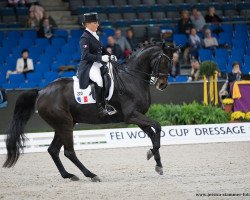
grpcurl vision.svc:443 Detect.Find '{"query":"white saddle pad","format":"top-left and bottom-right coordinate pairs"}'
top-left (73, 64), bottom-right (114, 104)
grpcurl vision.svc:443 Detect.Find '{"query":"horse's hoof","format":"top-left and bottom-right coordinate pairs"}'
top-left (147, 149), bottom-right (154, 160)
top-left (155, 166), bottom-right (163, 175)
top-left (70, 175), bottom-right (80, 181)
top-left (91, 176), bottom-right (101, 182)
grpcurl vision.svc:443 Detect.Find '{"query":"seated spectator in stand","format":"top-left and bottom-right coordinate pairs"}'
top-left (26, 11), bottom-right (39, 29)
top-left (203, 28), bottom-right (218, 49)
top-left (114, 28), bottom-right (132, 57)
top-left (190, 6), bottom-right (206, 32)
top-left (8, 0), bottom-right (26, 7)
top-left (126, 28), bottom-right (138, 50)
top-left (106, 36), bottom-right (124, 61)
top-left (37, 18), bottom-right (54, 39)
top-left (177, 10), bottom-right (193, 34)
top-left (188, 27), bottom-right (201, 59)
top-left (6, 49), bottom-right (34, 79)
top-left (39, 11), bottom-right (57, 28)
top-left (205, 6), bottom-right (222, 24)
top-left (29, 2), bottom-right (44, 22)
top-left (228, 62), bottom-right (242, 83)
top-left (188, 58), bottom-right (201, 81)
top-left (169, 52), bottom-right (180, 78)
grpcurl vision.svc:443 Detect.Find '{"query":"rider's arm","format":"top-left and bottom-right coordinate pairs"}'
top-left (80, 37), bottom-right (102, 62)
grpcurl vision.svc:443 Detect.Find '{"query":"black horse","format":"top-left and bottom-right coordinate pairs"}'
top-left (3, 43), bottom-right (174, 182)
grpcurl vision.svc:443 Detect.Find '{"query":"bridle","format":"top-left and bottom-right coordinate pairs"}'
top-left (109, 50), bottom-right (171, 95)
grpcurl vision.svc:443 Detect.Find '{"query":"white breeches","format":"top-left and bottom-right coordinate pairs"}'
top-left (89, 62), bottom-right (103, 87)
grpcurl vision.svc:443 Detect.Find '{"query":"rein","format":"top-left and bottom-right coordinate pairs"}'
top-left (108, 51), bottom-right (170, 95)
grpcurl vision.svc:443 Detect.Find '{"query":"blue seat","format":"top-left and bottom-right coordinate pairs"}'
top-left (102, 28), bottom-right (115, 37)
top-left (6, 31), bottom-right (21, 40)
top-left (129, 19), bottom-right (144, 25)
top-left (231, 39), bottom-right (246, 49)
top-left (100, 20), bottom-right (113, 27)
top-left (51, 38), bottom-right (66, 46)
top-left (175, 75), bottom-right (188, 82)
top-left (22, 30), bottom-right (37, 40)
top-left (38, 81), bottom-right (50, 88)
top-left (218, 32), bottom-right (233, 45)
top-left (9, 74), bottom-right (25, 84)
top-left (2, 83), bottom-right (19, 89)
top-left (51, 62), bottom-right (65, 72)
top-left (35, 38), bottom-right (50, 47)
top-left (2, 38), bottom-right (18, 48)
top-left (26, 72), bottom-right (43, 83)
top-left (72, 52), bottom-right (80, 61)
top-left (16, 7), bottom-right (28, 15)
top-left (115, 20), bottom-right (129, 28)
top-left (60, 71), bottom-right (76, 78)
top-left (230, 48), bottom-right (245, 59)
top-left (242, 66), bottom-right (250, 75)
top-left (35, 63), bottom-right (50, 73)
top-left (213, 57), bottom-right (227, 72)
top-left (1, 7), bottom-right (15, 15)
top-left (173, 34), bottom-right (188, 47)
top-left (44, 46), bottom-right (60, 56)
top-left (54, 29), bottom-right (68, 39)
top-left (19, 82), bottom-right (37, 89)
top-left (70, 29), bottom-right (83, 38)
top-left (199, 49), bottom-right (213, 62)
top-left (120, 5), bottom-right (134, 13)
top-left (215, 49), bottom-right (228, 58)
top-left (19, 38), bottom-right (34, 48)
top-left (44, 72), bottom-right (58, 82)
top-left (0, 76), bottom-right (6, 85)
top-left (221, 24), bottom-right (233, 33)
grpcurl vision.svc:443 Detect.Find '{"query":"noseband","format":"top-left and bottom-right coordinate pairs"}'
top-left (150, 52), bottom-right (171, 85)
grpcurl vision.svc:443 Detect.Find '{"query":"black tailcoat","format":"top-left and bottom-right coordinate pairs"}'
top-left (77, 30), bottom-right (109, 89)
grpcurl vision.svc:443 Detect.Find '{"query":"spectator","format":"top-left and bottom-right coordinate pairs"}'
top-left (228, 62), bottom-right (241, 83)
top-left (8, 0), bottom-right (26, 7)
top-left (205, 6), bottom-right (222, 24)
top-left (188, 27), bottom-right (201, 59)
top-left (190, 6), bottom-right (206, 32)
top-left (177, 10), bottom-right (193, 34)
top-left (106, 36), bottom-right (124, 60)
top-left (26, 11), bottom-right (39, 29)
top-left (188, 58), bottom-right (201, 81)
top-left (39, 11), bottom-right (57, 28)
top-left (6, 49), bottom-right (34, 79)
top-left (114, 28), bottom-right (132, 57)
top-left (203, 28), bottom-right (218, 49)
top-left (37, 18), bottom-right (53, 39)
top-left (169, 52), bottom-right (180, 78)
top-left (126, 28), bottom-right (138, 50)
top-left (29, 3), bottom-right (44, 22)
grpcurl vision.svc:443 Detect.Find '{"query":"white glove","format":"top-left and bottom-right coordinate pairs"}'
top-left (110, 55), bottom-right (117, 61)
top-left (102, 55), bottom-right (110, 62)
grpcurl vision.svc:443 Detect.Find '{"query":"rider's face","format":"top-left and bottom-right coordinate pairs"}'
top-left (86, 21), bottom-right (99, 32)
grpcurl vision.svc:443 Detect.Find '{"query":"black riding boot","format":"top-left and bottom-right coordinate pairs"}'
top-left (95, 84), bottom-right (109, 116)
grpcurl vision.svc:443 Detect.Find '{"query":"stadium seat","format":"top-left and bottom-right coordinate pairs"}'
top-left (44, 72), bottom-right (58, 82)
top-left (123, 12), bottom-right (137, 21)
top-left (173, 34), bottom-right (188, 47)
top-left (35, 38), bottom-right (50, 47)
top-left (70, 29), bottom-right (83, 38)
top-left (51, 38), bottom-right (66, 46)
top-left (9, 74), bottom-right (25, 84)
top-left (38, 81), bottom-right (50, 88)
top-left (18, 38), bottom-right (34, 48)
top-left (99, 0), bottom-right (113, 6)
top-left (22, 30), bottom-right (37, 40)
top-left (213, 57), bottom-right (227, 72)
top-left (60, 71), bottom-right (76, 78)
top-left (175, 75), bottom-right (188, 82)
top-left (84, 0), bottom-right (99, 6)
top-left (199, 49), bottom-right (213, 62)
top-left (2, 83), bottom-right (19, 89)
top-left (35, 63), bottom-right (51, 73)
top-left (26, 72), bottom-right (43, 83)
top-left (19, 82), bottom-right (38, 89)
top-left (54, 29), bottom-right (68, 39)
top-left (215, 49), bottom-right (228, 58)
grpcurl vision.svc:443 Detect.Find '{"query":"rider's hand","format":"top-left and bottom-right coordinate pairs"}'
top-left (102, 55), bottom-right (110, 62)
top-left (110, 55), bottom-right (117, 61)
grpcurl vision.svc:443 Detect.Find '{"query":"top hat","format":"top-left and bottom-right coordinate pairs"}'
top-left (83, 12), bottom-right (99, 23)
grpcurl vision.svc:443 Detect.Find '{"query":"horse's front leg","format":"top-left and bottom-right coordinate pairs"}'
top-left (139, 125), bottom-right (163, 175)
top-left (125, 111), bottom-right (163, 175)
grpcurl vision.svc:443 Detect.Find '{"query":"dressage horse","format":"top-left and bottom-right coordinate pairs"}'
top-left (3, 43), bottom-right (174, 182)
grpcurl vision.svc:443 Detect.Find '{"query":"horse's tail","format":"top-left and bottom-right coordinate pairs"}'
top-left (3, 89), bottom-right (39, 168)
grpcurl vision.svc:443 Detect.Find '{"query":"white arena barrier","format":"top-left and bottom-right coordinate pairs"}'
top-left (0, 122), bottom-right (250, 154)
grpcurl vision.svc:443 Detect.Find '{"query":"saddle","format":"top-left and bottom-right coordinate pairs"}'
top-left (73, 65), bottom-right (114, 105)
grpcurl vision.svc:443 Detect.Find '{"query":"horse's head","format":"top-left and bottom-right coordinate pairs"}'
top-left (150, 43), bottom-right (178, 91)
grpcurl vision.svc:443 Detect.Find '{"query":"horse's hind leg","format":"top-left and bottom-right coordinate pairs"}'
top-left (139, 126), bottom-right (163, 175)
top-left (59, 129), bottom-right (101, 182)
top-left (48, 133), bottom-right (79, 181)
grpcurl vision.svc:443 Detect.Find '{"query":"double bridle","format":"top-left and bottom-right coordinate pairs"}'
top-left (108, 51), bottom-right (171, 95)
